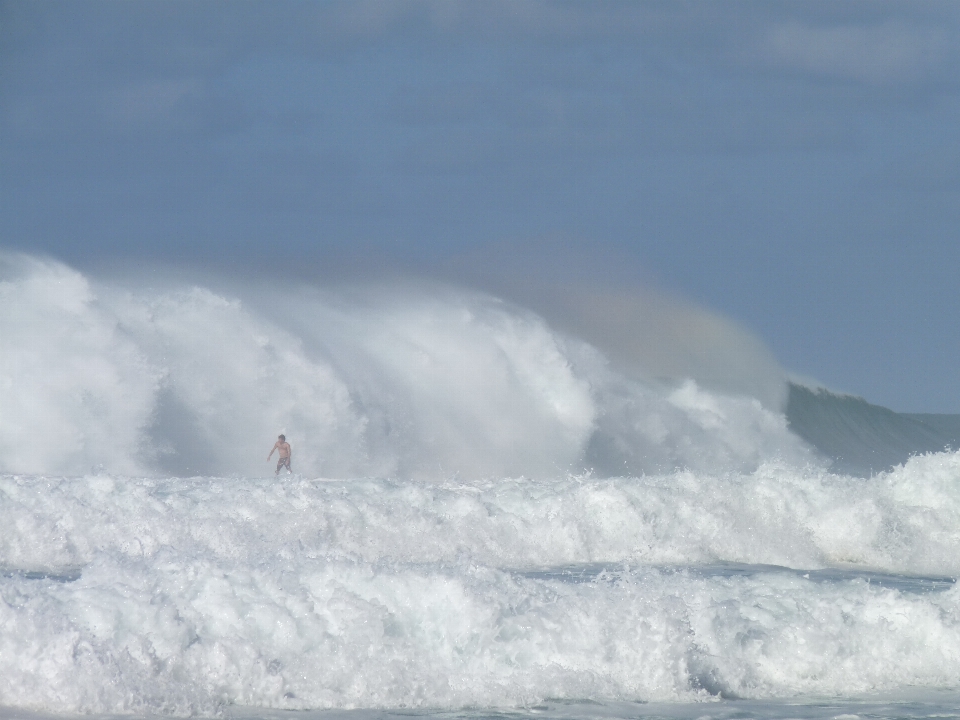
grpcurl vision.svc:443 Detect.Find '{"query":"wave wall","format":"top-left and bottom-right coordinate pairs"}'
top-left (0, 253), bottom-right (813, 479)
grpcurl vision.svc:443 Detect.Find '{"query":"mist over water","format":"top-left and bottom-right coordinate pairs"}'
top-left (4, 252), bottom-right (960, 718)
top-left (0, 252), bottom-right (810, 479)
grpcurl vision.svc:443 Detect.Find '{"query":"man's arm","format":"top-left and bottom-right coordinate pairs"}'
top-left (268, 441), bottom-right (278, 459)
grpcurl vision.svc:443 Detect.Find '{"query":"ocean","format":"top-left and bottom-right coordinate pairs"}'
top-left (3, 253), bottom-right (960, 719)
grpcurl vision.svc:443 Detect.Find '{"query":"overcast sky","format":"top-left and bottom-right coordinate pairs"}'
top-left (2, 1), bottom-right (960, 411)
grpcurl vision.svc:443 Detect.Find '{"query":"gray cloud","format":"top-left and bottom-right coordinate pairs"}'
top-left (874, 147), bottom-right (960, 191)
top-left (5, 0), bottom-right (960, 411)
top-left (761, 19), bottom-right (951, 84)
top-left (101, 78), bottom-right (205, 125)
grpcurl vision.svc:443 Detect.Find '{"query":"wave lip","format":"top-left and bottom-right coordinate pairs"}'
top-left (786, 383), bottom-right (960, 476)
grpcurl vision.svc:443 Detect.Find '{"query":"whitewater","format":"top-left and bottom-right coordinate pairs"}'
top-left (3, 253), bottom-right (960, 719)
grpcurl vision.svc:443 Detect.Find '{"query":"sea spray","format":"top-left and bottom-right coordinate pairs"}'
top-left (4, 456), bottom-right (960, 581)
top-left (0, 253), bottom-right (812, 479)
top-left (6, 252), bottom-right (960, 717)
top-left (2, 458), bottom-right (960, 714)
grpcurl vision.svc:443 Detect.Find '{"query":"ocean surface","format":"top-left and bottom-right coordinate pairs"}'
top-left (3, 253), bottom-right (960, 719)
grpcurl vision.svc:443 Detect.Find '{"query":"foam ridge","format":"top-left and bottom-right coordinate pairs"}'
top-left (2, 457), bottom-right (960, 713)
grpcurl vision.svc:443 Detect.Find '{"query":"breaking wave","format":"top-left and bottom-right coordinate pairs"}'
top-left (6, 252), bottom-right (960, 717)
top-left (3, 455), bottom-right (960, 714)
top-left (0, 253), bottom-right (812, 479)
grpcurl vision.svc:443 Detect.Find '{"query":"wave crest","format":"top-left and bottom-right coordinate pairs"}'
top-left (0, 253), bottom-right (811, 478)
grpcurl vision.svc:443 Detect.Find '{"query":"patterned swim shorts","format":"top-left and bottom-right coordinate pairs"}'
top-left (276, 456), bottom-right (291, 473)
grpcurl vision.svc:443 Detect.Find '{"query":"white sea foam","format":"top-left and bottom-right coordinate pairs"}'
top-left (4, 252), bottom-right (959, 716)
top-left (6, 550), bottom-right (960, 714)
top-left (2, 454), bottom-right (960, 714)
top-left (0, 255), bottom-right (160, 476)
top-left (0, 253), bottom-right (812, 479)
top-left (4, 455), bottom-right (960, 583)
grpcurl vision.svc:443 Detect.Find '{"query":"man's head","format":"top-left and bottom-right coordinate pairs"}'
top-left (279, 434), bottom-right (286, 441)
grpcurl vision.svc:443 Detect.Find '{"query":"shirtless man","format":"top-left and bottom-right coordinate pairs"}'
top-left (268, 434), bottom-right (292, 475)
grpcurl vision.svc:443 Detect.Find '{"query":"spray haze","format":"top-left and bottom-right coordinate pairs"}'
top-left (436, 240), bottom-right (789, 410)
top-left (0, 250), bottom-right (808, 479)
top-left (507, 285), bottom-right (788, 411)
